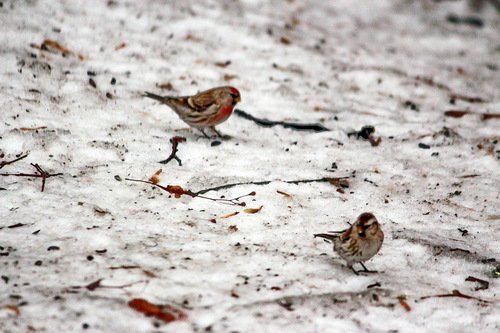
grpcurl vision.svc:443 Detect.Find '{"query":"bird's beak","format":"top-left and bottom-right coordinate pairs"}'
top-left (234, 96), bottom-right (241, 103)
top-left (357, 225), bottom-right (366, 238)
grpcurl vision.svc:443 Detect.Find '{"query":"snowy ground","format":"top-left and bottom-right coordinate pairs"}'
top-left (1, 0), bottom-right (500, 332)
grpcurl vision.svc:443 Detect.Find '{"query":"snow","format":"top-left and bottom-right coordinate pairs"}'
top-left (1, 0), bottom-right (499, 332)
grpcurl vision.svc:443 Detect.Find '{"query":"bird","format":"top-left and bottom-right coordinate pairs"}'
top-left (144, 86), bottom-right (241, 138)
top-left (314, 212), bottom-right (384, 275)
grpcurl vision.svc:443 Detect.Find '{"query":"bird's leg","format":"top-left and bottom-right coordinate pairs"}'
top-left (211, 127), bottom-right (223, 138)
top-left (210, 126), bottom-right (231, 140)
top-left (349, 265), bottom-right (359, 276)
top-left (359, 262), bottom-right (378, 274)
top-left (198, 128), bottom-right (211, 139)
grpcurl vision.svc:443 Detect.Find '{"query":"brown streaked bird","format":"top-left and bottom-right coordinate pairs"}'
top-left (144, 86), bottom-right (241, 138)
top-left (314, 212), bottom-right (384, 275)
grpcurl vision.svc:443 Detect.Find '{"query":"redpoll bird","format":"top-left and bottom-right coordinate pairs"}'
top-left (314, 212), bottom-right (384, 275)
top-left (144, 86), bottom-right (241, 138)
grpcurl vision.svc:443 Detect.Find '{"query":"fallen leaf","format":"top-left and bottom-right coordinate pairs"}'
top-left (5, 305), bottom-right (20, 316)
top-left (228, 225), bottom-right (238, 232)
top-left (129, 298), bottom-right (175, 322)
top-left (223, 74), bottom-right (238, 81)
top-left (277, 190), bottom-right (291, 197)
top-left (398, 296), bottom-right (411, 312)
top-left (369, 136), bottom-right (382, 147)
top-left (166, 185), bottom-right (189, 198)
top-left (280, 36), bottom-right (291, 45)
top-left (114, 42), bottom-right (127, 51)
top-left (244, 205), bottom-right (263, 214)
top-left (221, 211), bottom-right (239, 219)
top-left (128, 298), bottom-right (186, 323)
top-left (444, 110), bottom-right (472, 118)
top-left (149, 169), bottom-right (162, 184)
top-left (41, 39), bottom-right (71, 55)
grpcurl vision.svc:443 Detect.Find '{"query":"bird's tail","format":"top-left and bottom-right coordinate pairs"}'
top-left (143, 91), bottom-right (170, 103)
top-left (314, 233), bottom-right (339, 242)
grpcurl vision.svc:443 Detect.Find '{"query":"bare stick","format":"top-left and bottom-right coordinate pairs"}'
top-left (193, 177), bottom-right (349, 195)
top-left (234, 109), bottom-right (330, 132)
top-left (124, 178), bottom-right (251, 206)
top-left (0, 163), bottom-right (63, 192)
top-left (0, 153), bottom-right (29, 169)
top-left (159, 136), bottom-right (186, 165)
top-left (420, 289), bottom-right (491, 304)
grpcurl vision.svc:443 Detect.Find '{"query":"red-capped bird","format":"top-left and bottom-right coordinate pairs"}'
top-left (144, 86), bottom-right (241, 138)
top-left (314, 212), bottom-right (384, 275)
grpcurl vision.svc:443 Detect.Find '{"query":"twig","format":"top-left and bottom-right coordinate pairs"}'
top-left (124, 178), bottom-right (253, 206)
top-left (0, 153), bottom-right (28, 169)
top-left (219, 288), bottom-right (389, 312)
top-left (449, 93), bottom-right (484, 104)
top-left (420, 289), bottom-right (491, 304)
top-left (192, 176), bottom-right (349, 195)
top-left (0, 163), bottom-right (63, 192)
top-left (125, 176), bottom-right (348, 206)
top-left (347, 126), bottom-right (381, 146)
top-left (83, 278), bottom-right (146, 291)
top-left (465, 276), bottom-right (489, 291)
top-left (159, 136), bottom-right (186, 165)
top-left (234, 109), bottom-right (330, 132)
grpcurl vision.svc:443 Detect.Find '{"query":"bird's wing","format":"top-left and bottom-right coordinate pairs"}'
top-left (188, 90), bottom-right (219, 111)
top-left (339, 226), bottom-right (353, 241)
top-left (144, 92), bottom-right (168, 103)
top-left (313, 233), bottom-right (339, 242)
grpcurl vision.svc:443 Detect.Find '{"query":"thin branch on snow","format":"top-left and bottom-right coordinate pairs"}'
top-left (124, 178), bottom-right (254, 206)
top-left (83, 278), bottom-right (147, 291)
top-left (234, 109), bottom-right (330, 132)
top-left (420, 289), bottom-right (492, 304)
top-left (0, 153), bottom-right (29, 169)
top-left (159, 136), bottom-right (186, 165)
top-left (125, 176), bottom-right (349, 206)
top-left (0, 162), bottom-right (63, 192)
top-left (465, 276), bottom-right (490, 291)
top-left (192, 176), bottom-right (350, 195)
